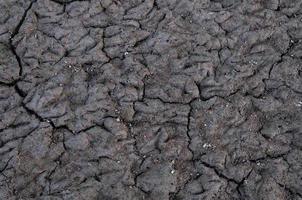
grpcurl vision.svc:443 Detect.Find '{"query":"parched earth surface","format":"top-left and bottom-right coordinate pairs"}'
top-left (1, 0), bottom-right (302, 199)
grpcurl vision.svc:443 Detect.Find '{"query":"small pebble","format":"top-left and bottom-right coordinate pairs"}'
top-left (249, 60), bottom-right (257, 65)
top-left (295, 101), bottom-right (302, 107)
top-left (203, 143), bottom-right (212, 148)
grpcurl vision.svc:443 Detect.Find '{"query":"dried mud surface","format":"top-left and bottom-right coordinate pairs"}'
top-left (1, 0), bottom-right (302, 199)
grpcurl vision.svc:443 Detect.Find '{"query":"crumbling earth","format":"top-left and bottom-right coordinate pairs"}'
top-left (1, 0), bottom-right (302, 199)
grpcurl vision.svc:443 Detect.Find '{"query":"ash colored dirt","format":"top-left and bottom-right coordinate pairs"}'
top-left (1, 0), bottom-right (302, 199)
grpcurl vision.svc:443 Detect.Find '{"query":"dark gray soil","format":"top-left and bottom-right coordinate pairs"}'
top-left (1, 0), bottom-right (302, 199)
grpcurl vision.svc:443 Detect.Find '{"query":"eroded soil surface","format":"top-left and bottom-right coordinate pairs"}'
top-left (1, 0), bottom-right (302, 199)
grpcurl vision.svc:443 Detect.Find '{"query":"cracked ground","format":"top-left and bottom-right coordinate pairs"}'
top-left (1, 0), bottom-right (302, 199)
